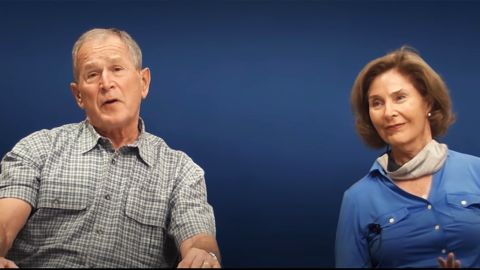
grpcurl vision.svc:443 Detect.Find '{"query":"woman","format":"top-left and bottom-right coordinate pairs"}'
top-left (335, 46), bottom-right (480, 268)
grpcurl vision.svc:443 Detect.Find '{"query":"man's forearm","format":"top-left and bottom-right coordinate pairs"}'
top-left (180, 233), bottom-right (221, 262)
top-left (0, 224), bottom-right (9, 257)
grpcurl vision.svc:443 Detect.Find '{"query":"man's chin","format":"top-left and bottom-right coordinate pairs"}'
top-left (90, 116), bottom-right (135, 129)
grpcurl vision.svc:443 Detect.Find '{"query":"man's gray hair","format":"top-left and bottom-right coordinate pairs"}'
top-left (71, 28), bottom-right (143, 81)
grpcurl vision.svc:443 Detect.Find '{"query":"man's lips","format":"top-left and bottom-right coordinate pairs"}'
top-left (102, 99), bottom-right (120, 106)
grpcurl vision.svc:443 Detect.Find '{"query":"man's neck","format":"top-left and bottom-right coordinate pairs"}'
top-left (93, 120), bottom-right (140, 149)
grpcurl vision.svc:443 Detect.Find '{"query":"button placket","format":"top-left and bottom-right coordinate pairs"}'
top-left (111, 151), bottom-right (119, 165)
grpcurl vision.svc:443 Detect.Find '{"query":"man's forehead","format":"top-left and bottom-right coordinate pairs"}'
top-left (78, 34), bottom-right (126, 54)
top-left (77, 38), bottom-right (129, 66)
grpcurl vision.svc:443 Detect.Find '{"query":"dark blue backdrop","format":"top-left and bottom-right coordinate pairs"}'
top-left (1, 0), bottom-right (480, 267)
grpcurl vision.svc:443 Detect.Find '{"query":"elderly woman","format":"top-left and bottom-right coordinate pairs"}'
top-left (335, 47), bottom-right (480, 268)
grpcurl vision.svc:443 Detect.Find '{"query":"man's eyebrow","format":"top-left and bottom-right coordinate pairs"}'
top-left (82, 62), bottom-right (96, 69)
top-left (83, 56), bottom-right (125, 69)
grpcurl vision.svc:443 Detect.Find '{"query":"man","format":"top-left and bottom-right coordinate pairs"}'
top-left (0, 28), bottom-right (220, 268)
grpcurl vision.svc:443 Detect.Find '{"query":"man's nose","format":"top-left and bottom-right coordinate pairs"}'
top-left (99, 70), bottom-right (114, 90)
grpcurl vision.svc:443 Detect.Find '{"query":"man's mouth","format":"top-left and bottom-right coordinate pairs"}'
top-left (103, 99), bottom-right (119, 106)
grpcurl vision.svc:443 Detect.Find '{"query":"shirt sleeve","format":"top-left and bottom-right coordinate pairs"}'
top-left (168, 152), bottom-right (216, 247)
top-left (0, 130), bottom-right (50, 207)
top-left (335, 189), bottom-right (371, 268)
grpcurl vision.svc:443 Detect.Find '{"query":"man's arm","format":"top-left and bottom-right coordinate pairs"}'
top-left (177, 233), bottom-right (221, 268)
top-left (0, 198), bottom-right (31, 257)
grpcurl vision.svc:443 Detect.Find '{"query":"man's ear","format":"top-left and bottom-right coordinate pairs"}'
top-left (70, 82), bottom-right (84, 109)
top-left (140, 67), bottom-right (151, 100)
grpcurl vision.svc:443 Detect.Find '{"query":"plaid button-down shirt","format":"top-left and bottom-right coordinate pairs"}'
top-left (0, 119), bottom-right (216, 267)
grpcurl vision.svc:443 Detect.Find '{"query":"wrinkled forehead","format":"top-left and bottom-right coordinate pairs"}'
top-left (78, 34), bottom-right (125, 55)
top-left (76, 35), bottom-right (131, 65)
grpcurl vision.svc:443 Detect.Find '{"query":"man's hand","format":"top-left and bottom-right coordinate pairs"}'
top-left (177, 247), bottom-right (220, 268)
top-left (438, 252), bottom-right (461, 268)
top-left (0, 257), bottom-right (18, 268)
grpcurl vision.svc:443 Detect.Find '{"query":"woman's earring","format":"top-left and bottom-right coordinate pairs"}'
top-left (427, 112), bottom-right (432, 118)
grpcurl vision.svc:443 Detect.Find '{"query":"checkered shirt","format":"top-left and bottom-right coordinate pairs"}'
top-left (0, 119), bottom-right (216, 267)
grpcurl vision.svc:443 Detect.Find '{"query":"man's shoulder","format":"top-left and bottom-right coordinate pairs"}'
top-left (140, 131), bottom-right (192, 161)
top-left (18, 122), bottom-right (83, 145)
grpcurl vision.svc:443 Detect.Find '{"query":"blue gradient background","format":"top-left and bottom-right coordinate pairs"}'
top-left (1, 0), bottom-right (480, 267)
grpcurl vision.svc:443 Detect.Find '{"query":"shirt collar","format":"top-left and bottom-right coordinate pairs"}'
top-left (368, 160), bottom-right (387, 178)
top-left (131, 118), bottom-right (155, 167)
top-left (78, 118), bottom-right (154, 167)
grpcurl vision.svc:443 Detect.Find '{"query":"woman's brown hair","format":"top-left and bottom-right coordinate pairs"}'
top-left (351, 46), bottom-right (455, 148)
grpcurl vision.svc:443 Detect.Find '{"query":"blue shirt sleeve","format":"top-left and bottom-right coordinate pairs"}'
top-left (335, 189), bottom-right (370, 268)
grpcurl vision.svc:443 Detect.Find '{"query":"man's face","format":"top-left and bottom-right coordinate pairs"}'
top-left (70, 35), bottom-right (150, 131)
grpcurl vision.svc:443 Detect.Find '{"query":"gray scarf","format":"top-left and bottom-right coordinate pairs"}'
top-left (376, 139), bottom-right (448, 180)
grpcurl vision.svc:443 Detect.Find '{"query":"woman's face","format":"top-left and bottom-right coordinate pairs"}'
top-left (368, 69), bottom-right (432, 153)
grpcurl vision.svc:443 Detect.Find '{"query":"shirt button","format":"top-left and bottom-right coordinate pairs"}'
top-left (435, 225), bottom-right (440, 230)
top-left (389, 218), bottom-right (395, 224)
top-left (427, 204), bottom-right (432, 210)
top-left (96, 229), bottom-right (104, 235)
top-left (461, 200), bottom-right (467, 206)
top-left (105, 194), bottom-right (111, 200)
top-left (441, 249), bottom-right (447, 254)
top-left (111, 158), bottom-right (116, 164)
top-left (52, 198), bottom-right (60, 205)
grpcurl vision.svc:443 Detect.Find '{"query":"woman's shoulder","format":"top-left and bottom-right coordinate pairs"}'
top-left (344, 170), bottom-right (383, 200)
top-left (447, 149), bottom-right (480, 165)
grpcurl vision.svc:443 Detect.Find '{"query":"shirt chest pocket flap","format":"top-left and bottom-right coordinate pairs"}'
top-left (373, 207), bottom-right (409, 239)
top-left (36, 187), bottom-right (90, 211)
top-left (447, 193), bottom-right (480, 223)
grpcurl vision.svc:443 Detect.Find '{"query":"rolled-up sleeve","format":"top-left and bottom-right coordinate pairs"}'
top-left (0, 130), bottom-right (50, 207)
top-left (169, 152), bottom-right (216, 247)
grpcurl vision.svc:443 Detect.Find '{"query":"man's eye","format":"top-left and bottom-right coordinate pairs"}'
top-left (87, 72), bottom-right (98, 78)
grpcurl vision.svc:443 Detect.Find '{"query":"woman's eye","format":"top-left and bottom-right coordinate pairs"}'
top-left (370, 100), bottom-right (382, 108)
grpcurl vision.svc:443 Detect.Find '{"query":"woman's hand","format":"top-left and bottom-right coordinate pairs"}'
top-left (437, 252), bottom-right (461, 268)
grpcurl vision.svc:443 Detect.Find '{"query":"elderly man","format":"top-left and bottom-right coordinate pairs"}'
top-left (0, 28), bottom-right (220, 268)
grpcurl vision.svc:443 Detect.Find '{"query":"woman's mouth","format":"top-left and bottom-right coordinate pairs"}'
top-left (386, 123), bottom-right (404, 132)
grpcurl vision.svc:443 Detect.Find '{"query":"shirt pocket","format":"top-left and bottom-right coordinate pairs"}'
top-left (366, 207), bottom-right (410, 265)
top-left (124, 187), bottom-right (169, 228)
top-left (24, 181), bottom-right (91, 245)
top-left (124, 185), bottom-right (173, 265)
top-left (446, 193), bottom-right (480, 224)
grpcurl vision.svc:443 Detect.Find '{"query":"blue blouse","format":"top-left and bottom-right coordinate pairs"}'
top-left (335, 150), bottom-right (480, 268)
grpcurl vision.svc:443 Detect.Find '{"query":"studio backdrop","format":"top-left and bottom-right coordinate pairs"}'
top-left (1, 0), bottom-right (479, 267)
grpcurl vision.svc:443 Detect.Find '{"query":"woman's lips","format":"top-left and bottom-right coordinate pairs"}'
top-left (386, 123), bottom-right (404, 132)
